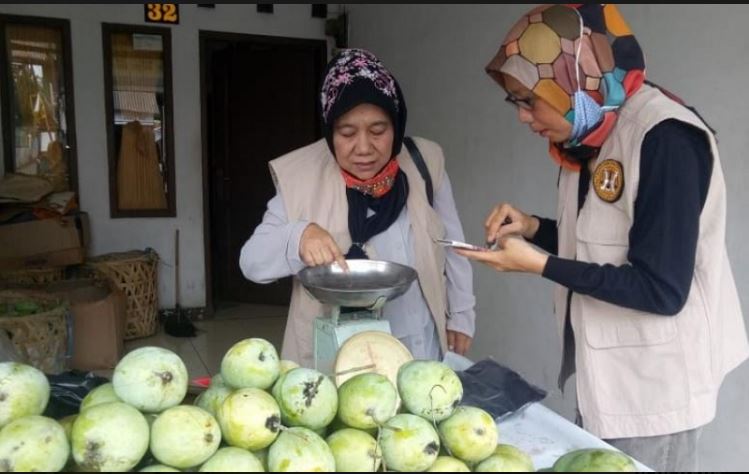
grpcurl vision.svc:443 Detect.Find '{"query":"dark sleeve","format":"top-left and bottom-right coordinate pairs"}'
top-left (542, 119), bottom-right (711, 316)
top-left (528, 216), bottom-right (558, 255)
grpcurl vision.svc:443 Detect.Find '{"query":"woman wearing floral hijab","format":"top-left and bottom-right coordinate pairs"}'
top-left (460, 4), bottom-right (748, 471)
top-left (241, 49), bottom-right (476, 368)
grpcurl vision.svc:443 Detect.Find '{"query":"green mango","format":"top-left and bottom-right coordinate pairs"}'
top-left (553, 449), bottom-right (636, 472)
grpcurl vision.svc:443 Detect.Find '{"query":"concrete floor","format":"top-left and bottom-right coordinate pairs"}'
top-left (116, 303), bottom-right (287, 381)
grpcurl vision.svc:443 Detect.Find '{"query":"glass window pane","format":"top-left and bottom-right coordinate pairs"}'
top-left (110, 31), bottom-right (169, 212)
top-left (5, 24), bottom-right (71, 191)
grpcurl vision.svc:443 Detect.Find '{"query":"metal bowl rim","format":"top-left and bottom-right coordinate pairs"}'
top-left (298, 260), bottom-right (417, 293)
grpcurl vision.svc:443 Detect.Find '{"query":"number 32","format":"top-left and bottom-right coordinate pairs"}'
top-left (147, 4), bottom-right (178, 23)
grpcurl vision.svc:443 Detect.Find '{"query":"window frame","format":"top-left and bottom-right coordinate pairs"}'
top-left (0, 14), bottom-right (79, 193)
top-left (102, 22), bottom-right (176, 218)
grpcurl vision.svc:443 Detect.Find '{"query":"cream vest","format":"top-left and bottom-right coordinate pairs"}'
top-left (556, 85), bottom-right (749, 438)
top-left (269, 138), bottom-right (450, 368)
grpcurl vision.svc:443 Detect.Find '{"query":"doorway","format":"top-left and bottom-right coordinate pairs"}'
top-left (200, 32), bottom-right (327, 313)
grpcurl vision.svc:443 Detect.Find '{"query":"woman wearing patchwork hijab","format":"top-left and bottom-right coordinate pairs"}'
top-left (459, 4), bottom-right (748, 471)
top-left (240, 49), bottom-right (476, 368)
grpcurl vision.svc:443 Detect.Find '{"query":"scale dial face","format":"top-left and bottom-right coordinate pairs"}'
top-left (334, 331), bottom-right (413, 391)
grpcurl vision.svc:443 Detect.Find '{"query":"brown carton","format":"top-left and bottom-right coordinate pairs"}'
top-left (46, 279), bottom-right (126, 371)
top-left (0, 213), bottom-right (89, 270)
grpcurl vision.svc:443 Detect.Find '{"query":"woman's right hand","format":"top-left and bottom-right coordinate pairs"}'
top-left (484, 203), bottom-right (539, 245)
top-left (299, 223), bottom-right (349, 270)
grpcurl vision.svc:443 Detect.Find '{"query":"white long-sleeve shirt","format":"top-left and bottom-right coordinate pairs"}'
top-left (240, 173), bottom-right (476, 359)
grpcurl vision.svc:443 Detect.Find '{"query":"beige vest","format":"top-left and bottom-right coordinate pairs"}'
top-left (556, 85), bottom-right (749, 439)
top-left (269, 138), bottom-right (450, 368)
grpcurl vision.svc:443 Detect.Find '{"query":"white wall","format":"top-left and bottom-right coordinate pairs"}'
top-left (0, 4), bottom-right (330, 308)
top-left (347, 4), bottom-right (749, 471)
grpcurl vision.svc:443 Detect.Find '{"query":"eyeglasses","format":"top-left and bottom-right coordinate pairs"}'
top-left (504, 94), bottom-right (535, 111)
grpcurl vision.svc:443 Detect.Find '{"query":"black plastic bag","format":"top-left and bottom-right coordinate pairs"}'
top-left (457, 358), bottom-right (547, 420)
top-left (43, 371), bottom-right (110, 419)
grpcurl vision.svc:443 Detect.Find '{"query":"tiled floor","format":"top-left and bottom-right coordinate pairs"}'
top-left (119, 303), bottom-right (288, 381)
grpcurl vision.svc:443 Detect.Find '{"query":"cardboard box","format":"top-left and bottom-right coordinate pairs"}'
top-left (46, 279), bottom-right (126, 371)
top-left (0, 212), bottom-right (90, 270)
top-left (0, 331), bottom-right (21, 362)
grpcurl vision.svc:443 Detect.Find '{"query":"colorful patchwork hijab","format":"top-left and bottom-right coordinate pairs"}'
top-left (485, 4), bottom-right (646, 171)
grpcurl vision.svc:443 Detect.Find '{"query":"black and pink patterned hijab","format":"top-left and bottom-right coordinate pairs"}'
top-left (320, 48), bottom-right (408, 158)
top-left (319, 49), bottom-right (411, 260)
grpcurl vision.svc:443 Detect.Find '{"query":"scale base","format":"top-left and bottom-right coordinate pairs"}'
top-left (314, 314), bottom-right (391, 377)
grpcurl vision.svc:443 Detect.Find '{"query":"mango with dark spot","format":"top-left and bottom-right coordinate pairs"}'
top-left (380, 414), bottom-right (440, 472)
top-left (150, 405), bottom-right (221, 469)
top-left (438, 406), bottom-right (498, 464)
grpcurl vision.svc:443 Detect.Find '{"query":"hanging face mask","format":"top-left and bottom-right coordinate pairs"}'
top-left (567, 9), bottom-right (615, 145)
top-left (570, 91), bottom-right (604, 143)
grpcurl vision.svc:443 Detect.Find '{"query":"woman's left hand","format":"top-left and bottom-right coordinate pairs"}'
top-left (456, 236), bottom-right (548, 274)
top-left (446, 330), bottom-right (472, 356)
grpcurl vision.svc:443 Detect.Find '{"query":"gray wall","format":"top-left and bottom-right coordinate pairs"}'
top-left (347, 4), bottom-right (749, 471)
top-left (0, 4), bottom-right (330, 308)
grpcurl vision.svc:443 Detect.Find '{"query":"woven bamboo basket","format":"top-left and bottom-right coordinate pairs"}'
top-left (0, 290), bottom-right (70, 374)
top-left (0, 266), bottom-right (66, 287)
top-left (86, 249), bottom-right (159, 340)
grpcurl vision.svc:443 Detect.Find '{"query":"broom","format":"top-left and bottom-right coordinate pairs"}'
top-left (164, 228), bottom-right (198, 337)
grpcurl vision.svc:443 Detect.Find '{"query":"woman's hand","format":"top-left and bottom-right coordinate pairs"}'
top-left (484, 203), bottom-right (539, 245)
top-left (457, 236), bottom-right (548, 274)
top-left (299, 223), bottom-right (349, 270)
top-left (446, 330), bottom-right (472, 356)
